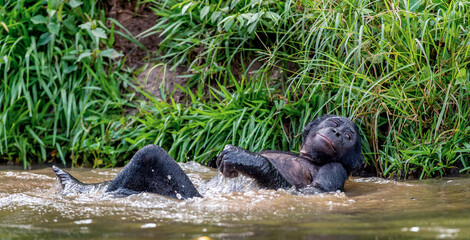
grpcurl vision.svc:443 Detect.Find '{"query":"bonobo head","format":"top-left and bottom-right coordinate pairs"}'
top-left (300, 114), bottom-right (365, 174)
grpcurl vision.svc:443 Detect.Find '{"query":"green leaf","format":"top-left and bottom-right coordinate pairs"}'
top-left (360, 8), bottom-right (374, 15)
top-left (265, 11), bottom-right (280, 24)
top-left (200, 5), bottom-right (210, 19)
top-left (69, 0), bottom-right (83, 8)
top-left (230, 0), bottom-right (241, 9)
top-left (250, 0), bottom-right (261, 7)
top-left (48, 22), bottom-right (59, 35)
top-left (247, 22), bottom-right (257, 33)
top-left (38, 32), bottom-right (51, 46)
top-left (64, 65), bottom-right (78, 74)
top-left (408, 0), bottom-right (422, 12)
top-left (236, 15), bottom-right (245, 26)
top-left (92, 28), bottom-right (107, 39)
top-left (246, 12), bottom-right (260, 25)
top-left (224, 17), bottom-right (235, 31)
top-left (99, 49), bottom-right (123, 59)
top-left (79, 22), bottom-right (92, 30)
top-left (455, 68), bottom-right (467, 85)
top-left (211, 11), bottom-right (222, 24)
top-left (31, 15), bottom-right (47, 24)
top-left (89, 142), bottom-right (100, 150)
top-left (47, 9), bottom-right (57, 17)
top-left (48, 0), bottom-right (61, 10)
top-left (220, 7), bottom-right (229, 12)
top-left (26, 126), bottom-right (45, 147)
top-left (181, 3), bottom-right (193, 15)
top-left (125, 138), bottom-right (137, 145)
top-left (76, 51), bottom-right (92, 62)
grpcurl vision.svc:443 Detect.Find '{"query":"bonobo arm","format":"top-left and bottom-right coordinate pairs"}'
top-left (216, 144), bottom-right (292, 189)
top-left (298, 162), bottom-right (348, 194)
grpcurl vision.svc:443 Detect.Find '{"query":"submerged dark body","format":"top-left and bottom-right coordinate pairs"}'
top-left (53, 115), bottom-right (364, 199)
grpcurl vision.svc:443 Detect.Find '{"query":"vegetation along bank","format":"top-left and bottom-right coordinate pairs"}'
top-left (0, 0), bottom-right (469, 179)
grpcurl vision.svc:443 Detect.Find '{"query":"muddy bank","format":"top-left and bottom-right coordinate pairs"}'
top-left (104, 0), bottom-right (187, 102)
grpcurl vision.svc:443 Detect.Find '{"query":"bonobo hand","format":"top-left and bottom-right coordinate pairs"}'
top-left (216, 144), bottom-right (292, 189)
top-left (216, 144), bottom-right (242, 178)
top-left (216, 144), bottom-right (269, 178)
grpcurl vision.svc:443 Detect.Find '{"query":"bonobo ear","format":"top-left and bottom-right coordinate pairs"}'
top-left (302, 114), bottom-right (335, 140)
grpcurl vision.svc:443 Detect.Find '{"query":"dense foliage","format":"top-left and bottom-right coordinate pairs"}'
top-left (1, 0), bottom-right (469, 179)
top-left (0, 0), bottom-right (135, 168)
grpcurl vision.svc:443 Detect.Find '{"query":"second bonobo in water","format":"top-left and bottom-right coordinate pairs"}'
top-left (52, 114), bottom-right (365, 199)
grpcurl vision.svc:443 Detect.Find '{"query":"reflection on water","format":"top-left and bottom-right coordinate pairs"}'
top-left (1, 162), bottom-right (470, 239)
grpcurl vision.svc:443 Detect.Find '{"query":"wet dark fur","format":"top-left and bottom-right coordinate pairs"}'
top-left (216, 114), bottom-right (365, 193)
top-left (53, 145), bottom-right (201, 199)
top-left (52, 115), bottom-right (364, 199)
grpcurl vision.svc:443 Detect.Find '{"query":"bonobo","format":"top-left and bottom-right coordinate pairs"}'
top-left (52, 114), bottom-right (365, 199)
top-left (216, 114), bottom-right (365, 193)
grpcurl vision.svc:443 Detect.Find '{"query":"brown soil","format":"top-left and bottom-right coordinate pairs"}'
top-left (104, 0), bottom-right (187, 101)
top-left (103, 0), bottom-right (290, 102)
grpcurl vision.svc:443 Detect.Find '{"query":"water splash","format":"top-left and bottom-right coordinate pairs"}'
top-left (201, 173), bottom-right (260, 195)
top-left (2, 164), bottom-right (470, 239)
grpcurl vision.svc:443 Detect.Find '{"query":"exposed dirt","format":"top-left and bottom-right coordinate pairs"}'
top-left (104, 0), bottom-right (187, 101)
top-left (103, 0), bottom-right (291, 102)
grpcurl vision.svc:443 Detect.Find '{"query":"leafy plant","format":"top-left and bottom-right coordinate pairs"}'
top-left (137, 0), bottom-right (470, 178)
top-left (0, 0), bottom-right (132, 168)
top-left (1, 0), bottom-right (469, 179)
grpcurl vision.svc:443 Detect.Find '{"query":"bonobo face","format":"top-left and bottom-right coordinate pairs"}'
top-left (300, 115), bottom-right (365, 173)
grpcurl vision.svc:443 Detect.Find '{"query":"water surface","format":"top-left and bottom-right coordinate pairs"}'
top-left (1, 163), bottom-right (469, 239)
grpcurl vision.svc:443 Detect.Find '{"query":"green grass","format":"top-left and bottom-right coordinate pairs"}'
top-left (121, 80), bottom-right (328, 165)
top-left (134, 0), bottom-right (470, 178)
top-left (1, 0), bottom-right (469, 179)
top-left (0, 0), bottom-right (135, 168)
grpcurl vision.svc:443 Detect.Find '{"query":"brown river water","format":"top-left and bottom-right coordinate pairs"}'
top-left (1, 162), bottom-right (470, 239)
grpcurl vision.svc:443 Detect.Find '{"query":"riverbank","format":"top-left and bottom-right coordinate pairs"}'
top-left (0, 0), bottom-right (469, 179)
